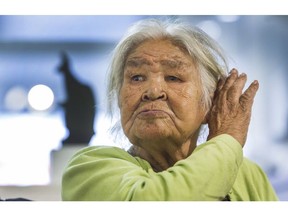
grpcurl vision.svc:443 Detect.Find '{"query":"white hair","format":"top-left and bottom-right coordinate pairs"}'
top-left (106, 18), bottom-right (229, 144)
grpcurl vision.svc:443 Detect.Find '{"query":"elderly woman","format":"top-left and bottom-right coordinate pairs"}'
top-left (61, 18), bottom-right (278, 201)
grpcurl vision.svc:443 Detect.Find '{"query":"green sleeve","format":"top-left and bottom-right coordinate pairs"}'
top-left (230, 158), bottom-right (279, 201)
top-left (62, 134), bottom-right (243, 201)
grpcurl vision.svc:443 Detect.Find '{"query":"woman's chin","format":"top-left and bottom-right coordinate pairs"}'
top-left (125, 120), bottom-right (174, 142)
top-left (134, 128), bottom-right (170, 141)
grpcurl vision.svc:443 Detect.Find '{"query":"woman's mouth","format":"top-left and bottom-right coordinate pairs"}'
top-left (137, 109), bottom-right (169, 119)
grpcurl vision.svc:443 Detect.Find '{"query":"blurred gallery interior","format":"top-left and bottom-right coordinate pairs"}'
top-left (0, 15), bottom-right (287, 201)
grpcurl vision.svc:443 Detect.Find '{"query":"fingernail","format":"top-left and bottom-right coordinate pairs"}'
top-left (253, 80), bottom-right (259, 85)
top-left (229, 68), bottom-right (237, 75)
top-left (239, 73), bottom-right (246, 77)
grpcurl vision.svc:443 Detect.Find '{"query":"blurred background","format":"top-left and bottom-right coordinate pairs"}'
top-left (0, 15), bottom-right (287, 201)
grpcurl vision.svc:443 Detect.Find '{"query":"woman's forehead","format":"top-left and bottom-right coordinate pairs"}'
top-left (126, 39), bottom-right (194, 65)
top-left (125, 56), bottom-right (192, 69)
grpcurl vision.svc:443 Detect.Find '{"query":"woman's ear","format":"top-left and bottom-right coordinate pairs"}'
top-left (201, 110), bottom-right (210, 124)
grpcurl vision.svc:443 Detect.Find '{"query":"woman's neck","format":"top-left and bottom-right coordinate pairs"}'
top-left (128, 138), bottom-right (197, 172)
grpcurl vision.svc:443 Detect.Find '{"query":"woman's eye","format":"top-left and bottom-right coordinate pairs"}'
top-left (166, 76), bottom-right (181, 82)
top-left (131, 75), bottom-right (145, 82)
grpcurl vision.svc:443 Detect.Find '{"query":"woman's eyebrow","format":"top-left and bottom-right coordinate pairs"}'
top-left (125, 58), bottom-right (152, 67)
top-left (159, 59), bottom-right (187, 68)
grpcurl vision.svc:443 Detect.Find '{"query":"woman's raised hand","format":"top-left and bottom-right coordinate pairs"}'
top-left (207, 68), bottom-right (259, 147)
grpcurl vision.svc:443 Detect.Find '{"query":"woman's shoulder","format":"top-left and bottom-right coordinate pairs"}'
top-left (241, 157), bottom-right (267, 175)
top-left (240, 157), bottom-right (276, 189)
top-left (232, 157), bottom-right (278, 200)
top-left (238, 157), bottom-right (271, 182)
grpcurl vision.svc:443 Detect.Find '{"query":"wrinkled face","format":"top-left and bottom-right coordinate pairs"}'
top-left (119, 39), bottom-right (207, 146)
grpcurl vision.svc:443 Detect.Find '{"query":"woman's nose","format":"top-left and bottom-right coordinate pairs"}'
top-left (141, 80), bottom-right (167, 101)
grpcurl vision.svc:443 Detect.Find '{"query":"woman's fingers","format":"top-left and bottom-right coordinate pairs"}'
top-left (239, 80), bottom-right (259, 111)
top-left (217, 69), bottom-right (250, 108)
top-left (207, 68), bottom-right (259, 147)
top-left (221, 69), bottom-right (239, 92)
top-left (226, 72), bottom-right (247, 105)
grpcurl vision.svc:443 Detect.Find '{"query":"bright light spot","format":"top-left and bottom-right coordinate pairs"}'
top-left (0, 112), bottom-right (66, 186)
top-left (217, 15), bottom-right (240, 23)
top-left (28, 84), bottom-right (54, 111)
top-left (197, 20), bottom-right (222, 40)
top-left (4, 86), bottom-right (28, 111)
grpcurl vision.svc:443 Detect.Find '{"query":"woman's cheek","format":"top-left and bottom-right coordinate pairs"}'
top-left (168, 87), bottom-right (193, 105)
top-left (119, 86), bottom-right (141, 121)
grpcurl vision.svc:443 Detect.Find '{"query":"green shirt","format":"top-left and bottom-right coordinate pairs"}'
top-left (61, 134), bottom-right (278, 201)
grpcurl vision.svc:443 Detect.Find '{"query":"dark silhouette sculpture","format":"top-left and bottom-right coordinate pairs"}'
top-left (57, 52), bottom-right (96, 145)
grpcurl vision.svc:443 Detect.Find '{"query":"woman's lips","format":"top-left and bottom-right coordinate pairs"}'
top-left (137, 110), bottom-right (169, 119)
